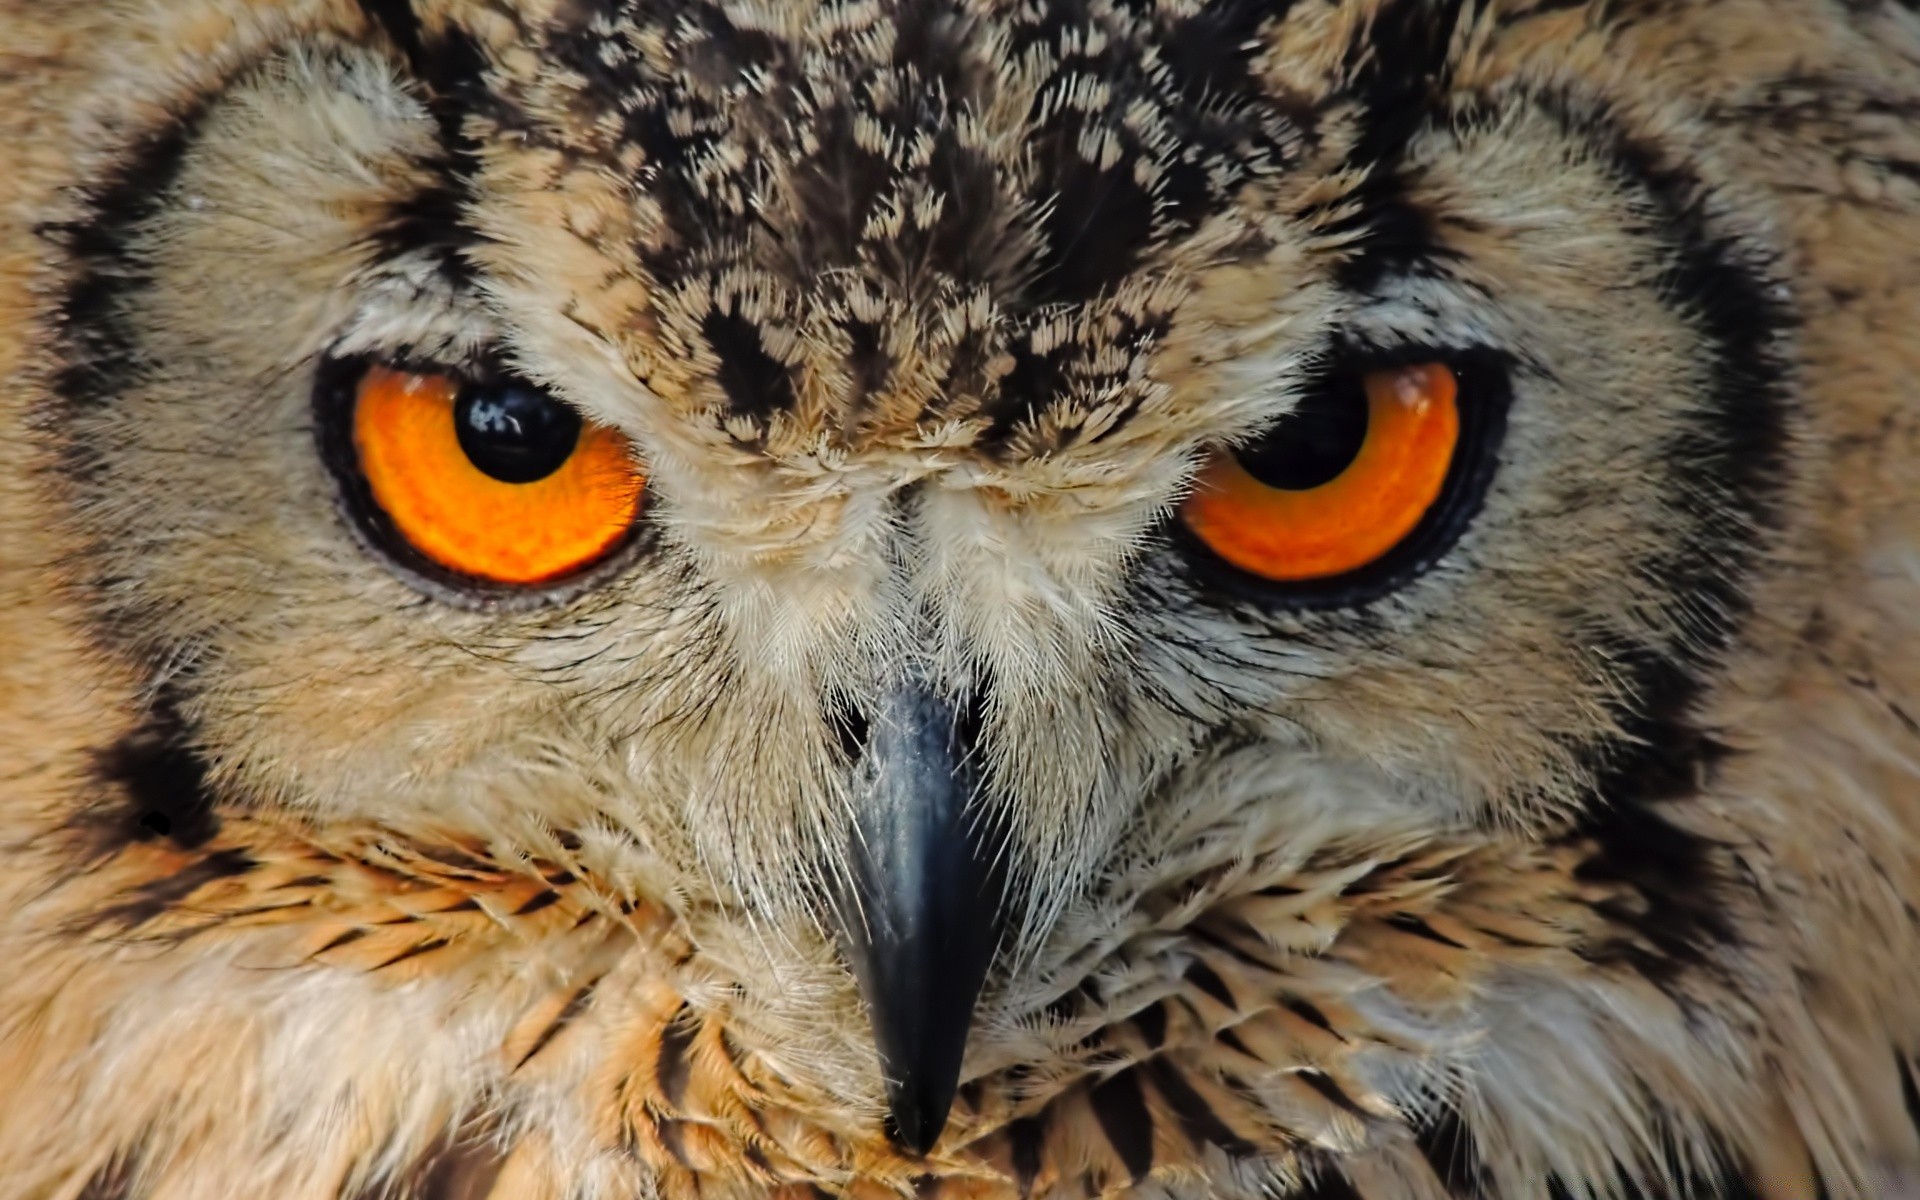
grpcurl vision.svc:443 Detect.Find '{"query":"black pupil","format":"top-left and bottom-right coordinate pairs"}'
top-left (453, 381), bottom-right (582, 484)
top-left (1234, 375), bottom-right (1370, 491)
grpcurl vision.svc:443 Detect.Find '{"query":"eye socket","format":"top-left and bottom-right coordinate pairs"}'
top-left (341, 363), bottom-right (644, 587)
top-left (1180, 360), bottom-right (1488, 593)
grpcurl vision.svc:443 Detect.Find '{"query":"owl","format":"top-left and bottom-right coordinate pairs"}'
top-left (2, 0), bottom-right (1919, 1196)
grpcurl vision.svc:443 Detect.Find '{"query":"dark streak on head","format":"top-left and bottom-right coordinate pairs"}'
top-left (1538, 91), bottom-right (1796, 986)
top-left (1317, 0), bottom-right (1470, 291)
top-left (785, 103), bottom-right (899, 276)
top-left (43, 99), bottom-right (207, 429)
top-left (985, 310), bottom-right (1169, 447)
top-left (990, 346), bottom-right (1073, 441)
top-left (1008, 0), bottom-right (1298, 306)
top-left (1025, 129), bottom-right (1156, 306)
top-left (353, 1), bottom-right (493, 280)
top-left (368, 168), bottom-right (485, 286)
top-left (529, 0), bottom-right (1308, 438)
top-left (355, 0), bottom-right (430, 66)
top-left (843, 319), bottom-right (895, 420)
top-left (354, 0), bottom-right (492, 136)
top-left (703, 309), bottom-right (797, 417)
top-left (80, 688), bottom-right (222, 854)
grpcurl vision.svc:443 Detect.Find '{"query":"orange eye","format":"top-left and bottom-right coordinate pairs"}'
top-left (349, 364), bottom-right (644, 585)
top-left (1180, 362), bottom-right (1460, 582)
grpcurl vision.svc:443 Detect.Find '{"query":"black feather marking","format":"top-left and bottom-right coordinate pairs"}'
top-left (80, 690), bottom-right (220, 853)
top-left (350, 1), bottom-right (490, 277)
top-left (1296, 1070), bottom-right (1369, 1120)
top-left (1006, 1116), bottom-right (1045, 1197)
top-left (1321, 0), bottom-right (1471, 290)
top-left (352, 0), bottom-right (490, 130)
top-left (1414, 1106), bottom-right (1487, 1198)
top-left (355, 0), bottom-right (428, 63)
top-left (1183, 960), bottom-right (1235, 1009)
top-left (373, 936), bottom-right (451, 970)
top-left (1133, 1002), bottom-right (1168, 1051)
top-left (89, 849), bottom-right (257, 933)
top-left (1025, 135), bottom-right (1155, 306)
top-left (408, 844), bottom-right (496, 875)
top-left (1088, 1069), bottom-right (1155, 1183)
top-left (511, 889), bottom-right (561, 916)
top-left (989, 345), bottom-right (1073, 440)
top-left (703, 309), bottom-right (797, 417)
top-left (1571, 800), bottom-right (1738, 984)
top-left (1383, 913), bottom-right (1468, 950)
top-left (514, 978), bottom-right (603, 1070)
top-left (315, 927), bottom-right (370, 955)
top-left (1282, 998), bottom-right (1343, 1041)
top-left (1215, 1027), bottom-right (1254, 1059)
top-left (369, 174), bottom-right (482, 284)
top-left (653, 1115), bottom-right (692, 1169)
top-left (656, 1004), bottom-right (697, 1109)
top-left (45, 103), bottom-right (205, 424)
top-left (1144, 1060), bottom-right (1257, 1158)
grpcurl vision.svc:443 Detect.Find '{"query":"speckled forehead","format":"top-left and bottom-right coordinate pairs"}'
top-left (430, 0), bottom-right (1339, 457)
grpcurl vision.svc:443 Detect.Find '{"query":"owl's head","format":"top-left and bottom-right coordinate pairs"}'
top-left (37, 0), bottom-right (1880, 1158)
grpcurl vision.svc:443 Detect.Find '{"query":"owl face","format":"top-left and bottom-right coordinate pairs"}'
top-left (47, 0), bottom-right (1810, 1157)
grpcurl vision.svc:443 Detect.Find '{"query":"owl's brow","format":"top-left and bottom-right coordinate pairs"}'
top-left (355, 0), bottom-right (1324, 444)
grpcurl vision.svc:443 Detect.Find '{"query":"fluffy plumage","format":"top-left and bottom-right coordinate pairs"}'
top-left (3, 0), bottom-right (1920, 1196)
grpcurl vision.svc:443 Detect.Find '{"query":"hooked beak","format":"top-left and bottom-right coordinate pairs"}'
top-left (833, 681), bottom-right (1007, 1156)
